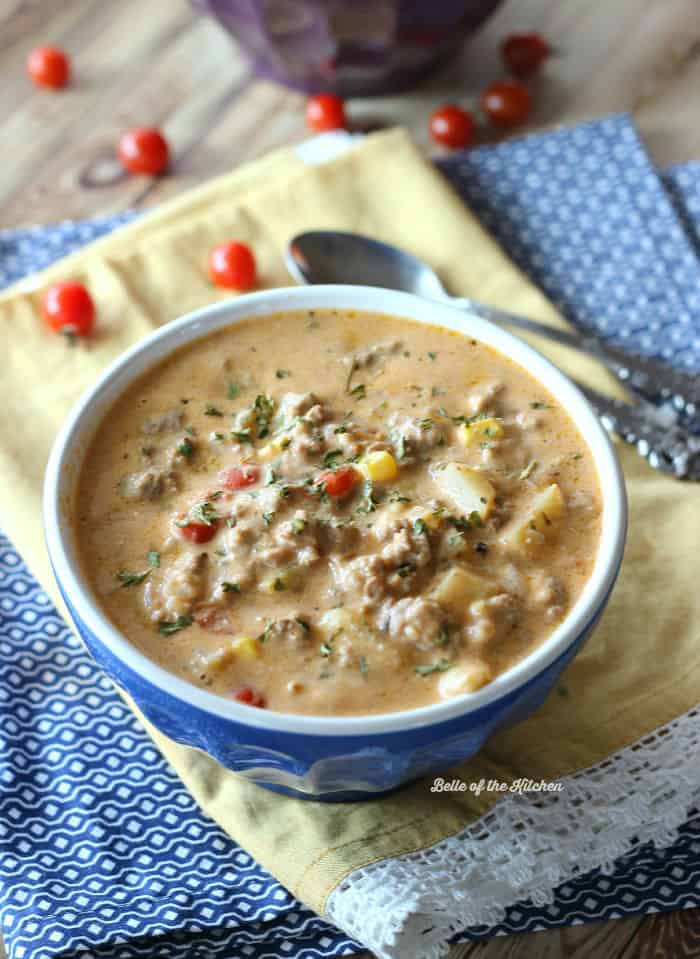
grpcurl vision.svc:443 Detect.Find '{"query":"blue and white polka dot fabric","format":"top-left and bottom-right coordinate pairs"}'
top-left (1, 114), bottom-right (700, 959)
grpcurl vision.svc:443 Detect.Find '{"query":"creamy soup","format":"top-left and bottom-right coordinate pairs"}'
top-left (76, 309), bottom-right (602, 716)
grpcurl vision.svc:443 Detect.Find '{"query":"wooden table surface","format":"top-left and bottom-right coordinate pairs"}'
top-left (2, 0), bottom-right (700, 956)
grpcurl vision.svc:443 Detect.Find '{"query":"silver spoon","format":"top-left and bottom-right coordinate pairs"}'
top-left (285, 230), bottom-right (700, 422)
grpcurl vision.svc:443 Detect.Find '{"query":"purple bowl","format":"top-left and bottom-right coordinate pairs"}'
top-left (193, 0), bottom-right (503, 96)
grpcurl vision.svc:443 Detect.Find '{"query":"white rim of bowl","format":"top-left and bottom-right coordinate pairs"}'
top-left (43, 285), bottom-right (627, 737)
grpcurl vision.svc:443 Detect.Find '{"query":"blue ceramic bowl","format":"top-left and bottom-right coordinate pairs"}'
top-left (43, 286), bottom-right (627, 801)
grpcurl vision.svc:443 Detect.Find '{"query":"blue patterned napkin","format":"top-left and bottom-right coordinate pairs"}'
top-left (1, 115), bottom-right (700, 959)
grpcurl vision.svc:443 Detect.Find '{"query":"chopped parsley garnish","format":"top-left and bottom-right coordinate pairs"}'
top-left (319, 640), bottom-right (334, 657)
top-left (427, 351), bottom-right (437, 360)
top-left (204, 404), bottom-right (223, 417)
top-left (455, 411), bottom-right (494, 427)
top-left (333, 425), bottom-right (348, 434)
top-left (147, 550), bottom-right (160, 568)
top-left (413, 518), bottom-right (428, 536)
top-left (359, 656), bottom-right (369, 678)
top-left (231, 429), bottom-right (252, 444)
top-left (431, 386), bottom-right (446, 397)
top-left (344, 358), bottom-right (358, 393)
top-left (323, 448), bottom-right (344, 469)
top-left (184, 425), bottom-right (196, 437)
top-left (275, 369), bottom-right (291, 379)
top-left (158, 615), bottom-right (193, 635)
top-left (573, 452), bottom-right (584, 460)
top-left (295, 617), bottom-right (310, 632)
top-left (519, 460), bottom-right (538, 480)
top-left (349, 383), bottom-right (366, 400)
top-left (189, 501), bottom-right (221, 526)
top-left (253, 394), bottom-right (275, 439)
top-left (213, 432), bottom-right (224, 442)
top-left (389, 490), bottom-right (411, 504)
top-left (221, 582), bottom-right (241, 593)
top-left (227, 382), bottom-right (241, 399)
top-left (291, 517), bottom-right (307, 534)
top-left (448, 515), bottom-right (471, 533)
top-left (419, 418), bottom-right (434, 431)
top-left (414, 660), bottom-right (452, 676)
top-left (530, 401), bottom-right (554, 410)
top-left (392, 431), bottom-right (408, 460)
top-left (395, 563), bottom-right (415, 578)
top-left (266, 468), bottom-right (277, 485)
top-left (177, 437), bottom-right (195, 459)
top-left (356, 480), bottom-right (380, 515)
top-left (116, 569), bottom-right (150, 588)
top-left (438, 624), bottom-right (450, 646)
top-left (468, 510), bottom-right (484, 527)
top-left (273, 577), bottom-right (287, 592)
top-left (262, 512), bottom-right (274, 525)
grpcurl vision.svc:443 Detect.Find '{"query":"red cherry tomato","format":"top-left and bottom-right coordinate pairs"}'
top-left (305, 93), bottom-right (346, 132)
top-left (317, 465), bottom-right (359, 498)
top-left (118, 127), bottom-right (170, 176)
top-left (208, 242), bottom-right (257, 291)
top-left (482, 80), bottom-right (533, 128)
top-left (27, 46), bottom-right (70, 89)
top-left (232, 686), bottom-right (266, 708)
top-left (219, 465), bottom-right (260, 489)
top-left (428, 104), bottom-right (476, 149)
top-left (501, 33), bottom-right (550, 77)
top-left (42, 282), bottom-right (95, 338)
top-left (177, 520), bottom-right (219, 544)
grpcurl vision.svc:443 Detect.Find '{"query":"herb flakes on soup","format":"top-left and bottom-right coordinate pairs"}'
top-left (76, 310), bottom-right (602, 716)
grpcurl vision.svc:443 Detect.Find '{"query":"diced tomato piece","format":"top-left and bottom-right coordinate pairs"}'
top-left (232, 686), bottom-right (266, 708)
top-left (194, 606), bottom-right (231, 632)
top-left (317, 465), bottom-right (359, 498)
top-left (177, 520), bottom-right (219, 544)
top-left (219, 465), bottom-right (260, 490)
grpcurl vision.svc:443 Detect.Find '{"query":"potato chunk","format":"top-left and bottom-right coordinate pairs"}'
top-left (431, 566), bottom-right (497, 614)
top-left (504, 483), bottom-right (566, 550)
top-left (438, 659), bottom-right (492, 698)
top-left (431, 462), bottom-right (496, 520)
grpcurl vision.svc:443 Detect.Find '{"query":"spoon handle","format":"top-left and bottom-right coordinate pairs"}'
top-left (449, 296), bottom-right (700, 423)
top-left (574, 381), bottom-right (700, 480)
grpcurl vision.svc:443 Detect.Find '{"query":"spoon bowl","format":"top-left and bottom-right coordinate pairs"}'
top-left (286, 230), bottom-right (449, 300)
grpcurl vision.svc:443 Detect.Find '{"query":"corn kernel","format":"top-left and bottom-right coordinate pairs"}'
top-left (458, 417), bottom-right (504, 448)
top-left (257, 437), bottom-right (286, 461)
top-left (359, 450), bottom-right (399, 483)
top-left (231, 636), bottom-right (260, 660)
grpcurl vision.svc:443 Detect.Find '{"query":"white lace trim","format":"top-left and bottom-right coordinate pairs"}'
top-left (326, 705), bottom-right (700, 959)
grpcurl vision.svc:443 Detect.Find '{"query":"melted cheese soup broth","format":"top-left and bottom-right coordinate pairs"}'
top-left (76, 309), bottom-right (602, 715)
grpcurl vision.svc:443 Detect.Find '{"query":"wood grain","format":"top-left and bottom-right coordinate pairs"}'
top-left (2, 1), bottom-right (700, 957)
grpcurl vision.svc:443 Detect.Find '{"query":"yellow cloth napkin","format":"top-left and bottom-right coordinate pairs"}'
top-left (3, 129), bottom-right (699, 921)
